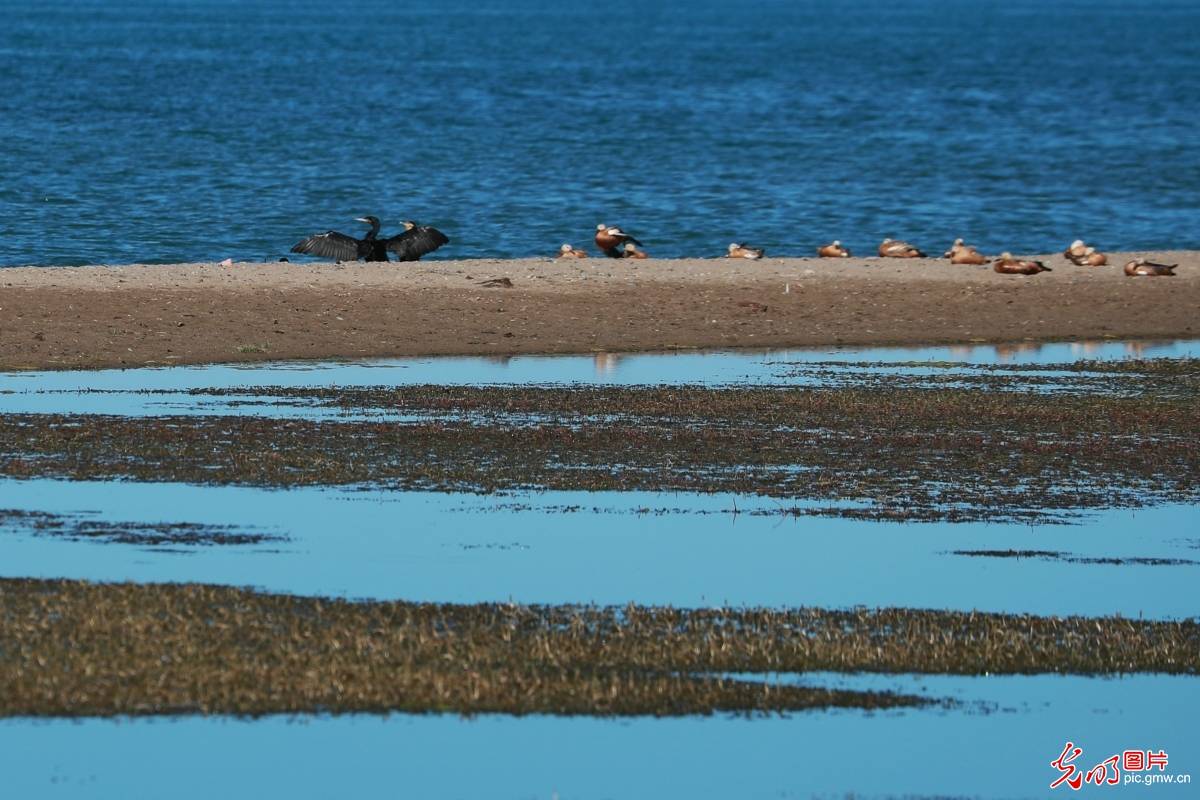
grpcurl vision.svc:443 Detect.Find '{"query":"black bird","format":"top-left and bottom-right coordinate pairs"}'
top-left (389, 220), bottom-right (450, 262)
top-left (292, 215), bottom-right (386, 261)
top-left (291, 216), bottom-right (449, 262)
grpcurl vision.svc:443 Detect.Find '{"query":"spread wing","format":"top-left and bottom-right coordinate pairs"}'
top-left (291, 230), bottom-right (360, 260)
top-left (386, 226), bottom-right (450, 261)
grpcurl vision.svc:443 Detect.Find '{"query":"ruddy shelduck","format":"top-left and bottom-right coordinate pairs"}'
top-left (1124, 258), bottom-right (1178, 277)
top-left (557, 244), bottom-right (588, 259)
top-left (993, 252), bottom-right (1052, 275)
top-left (726, 243), bottom-right (765, 259)
top-left (817, 241), bottom-right (851, 258)
top-left (879, 238), bottom-right (926, 258)
top-left (595, 223), bottom-right (643, 258)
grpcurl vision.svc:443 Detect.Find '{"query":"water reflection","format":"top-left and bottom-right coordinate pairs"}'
top-left (593, 351), bottom-right (622, 376)
top-left (994, 341), bottom-right (1043, 362)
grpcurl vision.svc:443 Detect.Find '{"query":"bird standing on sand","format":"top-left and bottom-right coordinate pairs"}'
top-left (817, 241), bottom-right (851, 258)
top-left (557, 244), bottom-right (589, 259)
top-left (878, 238), bottom-right (926, 258)
top-left (1124, 258), bottom-right (1178, 277)
top-left (622, 242), bottom-right (649, 259)
top-left (292, 215), bottom-right (386, 261)
top-left (943, 239), bottom-right (988, 265)
top-left (726, 243), bottom-right (764, 259)
top-left (993, 252), bottom-right (1051, 275)
top-left (388, 220), bottom-right (450, 262)
top-left (595, 223), bottom-right (643, 258)
top-left (291, 216), bottom-right (448, 262)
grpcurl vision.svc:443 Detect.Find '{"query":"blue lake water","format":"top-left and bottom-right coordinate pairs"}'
top-left (1, 479), bottom-right (1196, 618)
top-left (1, 338), bottom-right (1193, 419)
top-left (0, 342), bottom-right (1196, 617)
top-left (2, 0), bottom-right (1199, 266)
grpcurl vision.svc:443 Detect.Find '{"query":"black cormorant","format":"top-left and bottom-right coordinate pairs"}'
top-left (388, 220), bottom-right (450, 262)
top-left (291, 216), bottom-right (449, 262)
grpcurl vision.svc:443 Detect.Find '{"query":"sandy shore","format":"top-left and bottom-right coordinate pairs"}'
top-left (1, 252), bottom-right (1196, 370)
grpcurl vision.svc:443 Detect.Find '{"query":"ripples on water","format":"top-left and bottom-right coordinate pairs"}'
top-left (1, 0), bottom-right (1198, 265)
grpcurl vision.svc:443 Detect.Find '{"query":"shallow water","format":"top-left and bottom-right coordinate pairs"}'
top-left (3, 674), bottom-right (1195, 798)
top-left (0, 342), bottom-right (1195, 796)
top-left (1, 339), bottom-right (1193, 418)
top-left (2, 0), bottom-right (1199, 265)
top-left (2, 479), bottom-right (1195, 618)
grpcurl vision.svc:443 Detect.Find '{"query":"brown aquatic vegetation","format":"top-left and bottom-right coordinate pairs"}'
top-left (0, 508), bottom-right (283, 549)
top-left (0, 380), bottom-right (1196, 522)
top-left (950, 549), bottom-right (1198, 566)
top-left (780, 356), bottom-right (1199, 383)
top-left (1, 578), bottom-right (1196, 718)
top-left (763, 362), bottom-right (1195, 398)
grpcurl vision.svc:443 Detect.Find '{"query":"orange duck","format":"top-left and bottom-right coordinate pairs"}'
top-left (557, 244), bottom-right (589, 259)
top-left (726, 243), bottom-right (765, 259)
top-left (1124, 258), bottom-right (1178, 277)
top-left (817, 241), bottom-right (850, 258)
top-left (595, 224), bottom-right (643, 258)
top-left (1067, 246), bottom-right (1108, 266)
top-left (622, 242), bottom-right (649, 259)
top-left (878, 238), bottom-right (925, 258)
top-left (993, 252), bottom-right (1052, 275)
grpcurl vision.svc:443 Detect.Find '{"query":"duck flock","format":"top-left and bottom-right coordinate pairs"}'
top-left (291, 217), bottom-right (1179, 277)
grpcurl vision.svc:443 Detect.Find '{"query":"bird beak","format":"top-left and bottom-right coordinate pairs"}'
top-left (355, 217), bottom-right (370, 223)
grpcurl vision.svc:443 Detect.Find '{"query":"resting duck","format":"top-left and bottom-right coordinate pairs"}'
top-left (993, 252), bottom-right (1052, 275)
top-left (595, 223), bottom-right (643, 258)
top-left (817, 241), bottom-right (851, 258)
top-left (1067, 247), bottom-right (1108, 267)
top-left (944, 239), bottom-right (988, 265)
top-left (878, 238), bottom-right (926, 258)
top-left (622, 242), bottom-right (649, 259)
top-left (1124, 258), bottom-right (1178, 277)
top-left (557, 244), bottom-right (589, 259)
top-left (1063, 240), bottom-right (1090, 260)
top-left (726, 243), bottom-right (765, 259)
top-left (951, 249), bottom-right (988, 265)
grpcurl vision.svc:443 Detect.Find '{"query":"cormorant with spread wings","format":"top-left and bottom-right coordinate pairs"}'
top-left (388, 220), bottom-right (450, 262)
top-left (291, 216), bottom-right (449, 262)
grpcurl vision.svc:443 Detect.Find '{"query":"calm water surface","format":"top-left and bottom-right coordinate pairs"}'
top-left (1, 338), bottom-right (1194, 419)
top-left (1, 0), bottom-right (1198, 265)
top-left (1, 342), bottom-right (1195, 616)
top-left (1, 342), bottom-right (1196, 796)
top-left (1, 479), bottom-right (1196, 618)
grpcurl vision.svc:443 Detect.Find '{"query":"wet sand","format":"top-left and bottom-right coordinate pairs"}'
top-left (1, 252), bottom-right (1196, 370)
